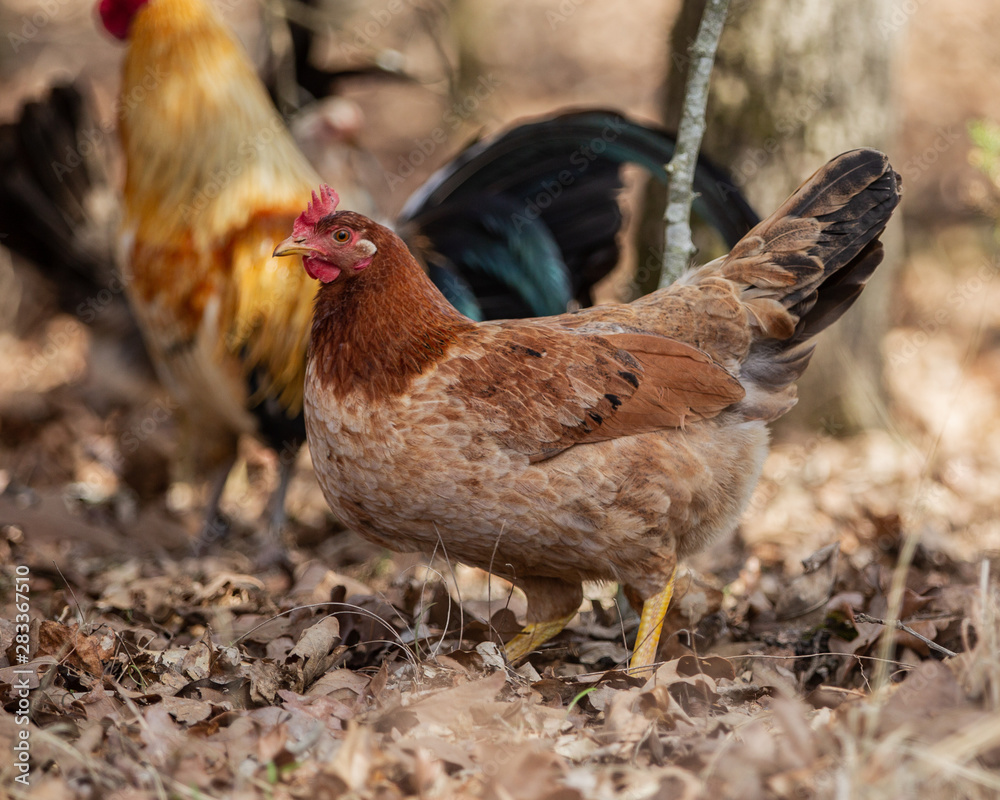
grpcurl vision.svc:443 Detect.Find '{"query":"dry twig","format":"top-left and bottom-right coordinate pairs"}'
top-left (855, 612), bottom-right (958, 658)
top-left (660, 0), bottom-right (731, 286)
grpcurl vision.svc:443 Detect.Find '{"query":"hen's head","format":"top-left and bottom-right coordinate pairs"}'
top-left (97, 0), bottom-right (149, 40)
top-left (274, 186), bottom-right (381, 284)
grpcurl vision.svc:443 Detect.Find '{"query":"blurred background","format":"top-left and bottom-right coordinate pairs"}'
top-left (1, 0), bottom-right (999, 591)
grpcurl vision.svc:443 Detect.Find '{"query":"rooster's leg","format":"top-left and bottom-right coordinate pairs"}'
top-left (503, 577), bottom-right (582, 662)
top-left (192, 454), bottom-right (238, 555)
top-left (251, 456), bottom-right (297, 571)
top-left (266, 454), bottom-right (295, 540)
top-left (629, 564), bottom-right (678, 671)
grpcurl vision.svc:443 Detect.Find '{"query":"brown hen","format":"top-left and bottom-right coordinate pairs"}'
top-left (276, 150), bottom-right (901, 669)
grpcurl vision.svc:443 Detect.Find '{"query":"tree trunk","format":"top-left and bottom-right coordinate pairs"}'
top-left (640, 0), bottom-right (903, 433)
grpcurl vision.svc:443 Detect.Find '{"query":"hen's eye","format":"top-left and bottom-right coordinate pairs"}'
top-left (333, 229), bottom-right (351, 243)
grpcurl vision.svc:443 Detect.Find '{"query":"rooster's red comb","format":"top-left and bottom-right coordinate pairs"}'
top-left (293, 185), bottom-right (340, 237)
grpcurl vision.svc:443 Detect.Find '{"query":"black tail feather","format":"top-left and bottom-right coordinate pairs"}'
top-left (400, 110), bottom-right (760, 316)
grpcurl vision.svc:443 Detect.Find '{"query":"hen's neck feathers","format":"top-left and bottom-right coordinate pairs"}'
top-left (310, 226), bottom-right (476, 402)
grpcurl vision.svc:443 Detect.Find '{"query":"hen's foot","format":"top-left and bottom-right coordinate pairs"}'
top-left (629, 566), bottom-right (678, 673)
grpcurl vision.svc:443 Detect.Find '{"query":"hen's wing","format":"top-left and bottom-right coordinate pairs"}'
top-left (443, 323), bottom-right (744, 462)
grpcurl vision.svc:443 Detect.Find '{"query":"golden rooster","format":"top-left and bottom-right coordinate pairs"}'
top-left (100, 0), bottom-right (375, 543)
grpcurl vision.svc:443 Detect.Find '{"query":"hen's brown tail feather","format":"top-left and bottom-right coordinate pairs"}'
top-left (700, 148), bottom-right (901, 420)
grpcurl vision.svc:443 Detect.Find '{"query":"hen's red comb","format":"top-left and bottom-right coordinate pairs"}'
top-left (293, 185), bottom-right (340, 237)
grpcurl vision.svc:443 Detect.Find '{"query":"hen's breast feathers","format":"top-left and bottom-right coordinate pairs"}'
top-left (305, 318), bottom-right (767, 588)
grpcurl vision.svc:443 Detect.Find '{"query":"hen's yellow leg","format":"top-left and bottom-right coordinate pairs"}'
top-left (504, 611), bottom-right (576, 662)
top-left (629, 565), bottom-right (678, 671)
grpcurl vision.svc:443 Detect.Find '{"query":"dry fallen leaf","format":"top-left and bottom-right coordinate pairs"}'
top-left (35, 621), bottom-right (115, 678)
top-left (287, 615), bottom-right (343, 686)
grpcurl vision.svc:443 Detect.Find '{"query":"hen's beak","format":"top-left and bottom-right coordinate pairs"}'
top-left (273, 235), bottom-right (317, 258)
